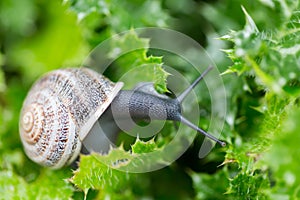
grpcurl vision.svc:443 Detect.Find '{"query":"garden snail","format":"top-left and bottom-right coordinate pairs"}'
top-left (19, 67), bottom-right (225, 169)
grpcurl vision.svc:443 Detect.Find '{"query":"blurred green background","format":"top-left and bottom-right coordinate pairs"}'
top-left (1, 0), bottom-right (300, 199)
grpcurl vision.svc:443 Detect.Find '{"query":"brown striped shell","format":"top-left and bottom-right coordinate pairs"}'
top-left (19, 68), bottom-right (123, 169)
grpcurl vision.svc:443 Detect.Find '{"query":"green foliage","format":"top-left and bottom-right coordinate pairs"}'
top-left (0, 169), bottom-right (73, 199)
top-left (68, 0), bottom-right (169, 46)
top-left (191, 170), bottom-right (229, 200)
top-left (1, 0), bottom-right (86, 80)
top-left (222, 4), bottom-right (300, 95)
top-left (228, 171), bottom-right (270, 200)
top-left (71, 151), bottom-right (132, 196)
top-left (199, 1), bottom-right (300, 200)
top-left (131, 138), bottom-right (157, 153)
top-left (263, 107), bottom-right (300, 198)
top-left (71, 139), bottom-right (159, 199)
top-left (107, 30), bottom-right (168, 93)
top-left (0, 171), bottom-right (28, 199)
top-left (1, 0), bottom-right (300, 199)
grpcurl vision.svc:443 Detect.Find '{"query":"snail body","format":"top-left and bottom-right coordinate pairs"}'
top-left (19, 67), bottom-right (224, 169)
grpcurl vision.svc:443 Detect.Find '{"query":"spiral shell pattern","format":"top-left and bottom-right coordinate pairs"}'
top-left (19, 68), bottom-right (123, 169)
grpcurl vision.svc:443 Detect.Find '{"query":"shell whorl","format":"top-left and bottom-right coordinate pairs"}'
top-left (21, 103), bottom-right (44, 144)
top-left (19, 68), bottom-right (123, 169)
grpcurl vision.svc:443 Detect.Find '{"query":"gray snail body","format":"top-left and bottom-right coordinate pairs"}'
top-left (19, 67), bottom-right (224, 169)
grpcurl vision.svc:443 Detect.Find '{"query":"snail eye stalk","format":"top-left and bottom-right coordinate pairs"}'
top-left (177, 66), bottom-right (213, 103)
top-left (180, 116), bottom-right (226, 147)
top-left (177, 66), bottom-right (226, 146)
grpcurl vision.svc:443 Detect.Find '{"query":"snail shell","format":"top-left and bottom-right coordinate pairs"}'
top-left (19, 68), bottom-right (123, 169)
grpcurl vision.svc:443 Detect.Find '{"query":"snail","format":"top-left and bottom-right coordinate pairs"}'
top-left (19, 67), bottom-right (225, 169)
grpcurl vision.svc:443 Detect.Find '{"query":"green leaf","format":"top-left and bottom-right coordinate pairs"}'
top-left (0, 169), bottom-right (73, 199)
top-left (108, 30), bottom-right (169, 93)
top-left (241, 6), bottom-right (258, 34)
top-left (223, 4), bottom-right (300, 94)
top-left (71, 149), bottom-right (133, 194)
top-left (69, 0), bottom-right (170, 44)
top-left (0, 171), bottom-right (29, 199)
top-left (67, 0), bottom-right (110, 20)
top-left (191, 169), bottom-right (230, 200)
top-left (131, 138), bottom-right (157, 154)
top-left (228, 170), bottom-right (269, 200)
top-left (72, 138), bottom-right (164, 196)
top-left (262, 107), bottom-right (300, 198)
top-left (28, 169), bottom-right (74, 199)
top-left (222, 90), bottom-right (292, 198)
top-left (108, 30), bottom-right (149, 60)
top-left (153, 64), bottom-right (170, 94)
